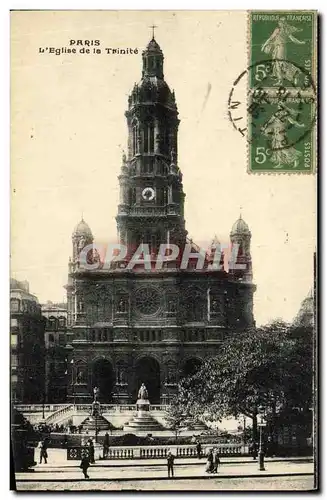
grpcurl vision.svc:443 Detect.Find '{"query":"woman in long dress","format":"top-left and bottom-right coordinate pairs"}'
top-left (261, 18), bottom-right (306, 85)
top-left (205, 448), bottom-right (214, 473)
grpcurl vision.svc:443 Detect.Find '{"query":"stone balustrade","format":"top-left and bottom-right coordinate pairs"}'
top-left (14, 404), bottom-right (69, 413)
top-left (67, 443), bottom-right (247, 460)
top-left (15, 403), bottom-right (170, 414)
top-left (46, 405), bottom-right (74, 424)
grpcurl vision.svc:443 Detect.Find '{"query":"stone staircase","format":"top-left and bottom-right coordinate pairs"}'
top-left (80, 414), bottom-right (111, 432)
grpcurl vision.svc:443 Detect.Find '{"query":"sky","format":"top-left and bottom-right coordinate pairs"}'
top-left (10, 10), bottom-right (316, 326)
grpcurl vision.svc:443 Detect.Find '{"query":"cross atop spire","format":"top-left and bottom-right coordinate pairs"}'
top-left (149, 24), bottom-right (157, 39)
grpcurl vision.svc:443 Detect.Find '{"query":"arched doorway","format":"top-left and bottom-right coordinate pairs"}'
top-left (135, 356), bottom-right (161, 404)
top-left (182, 357), bottom-right (203, 378)
top-left (92, 359), bottom-right (114, 403)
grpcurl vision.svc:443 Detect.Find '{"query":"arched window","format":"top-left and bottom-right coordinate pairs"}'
top-left (129, 188), bottom-right (136, 205)
top-left (143, 122), bottom-right (154, 153)
top-left (132, 122), bottom-right (139, 156)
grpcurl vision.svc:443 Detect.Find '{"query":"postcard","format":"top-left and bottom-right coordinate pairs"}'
top-left (11, 10), bottom-right (317, 492)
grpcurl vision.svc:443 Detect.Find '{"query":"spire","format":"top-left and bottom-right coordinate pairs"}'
top-left (142, 36), bottom-right (164, 78)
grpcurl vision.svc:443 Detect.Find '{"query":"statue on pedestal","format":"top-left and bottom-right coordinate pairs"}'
top-left (91, 387), bottom-right (101, 417)
top-left (136, 383), bottom-right (150, 413)
top-left (93, 386), bottom-right (99, 402)
top-left (138, 383), bottom-right (148, 400)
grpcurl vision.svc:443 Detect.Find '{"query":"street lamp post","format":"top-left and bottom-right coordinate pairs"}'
top-left (243, 415), bottom-right (247, 453)
top-left (258, 414), bottom-right (266, 471)
top-left (42, 392), bottom-right (45, 420)
top-left (95, 416), bottom-right (98, 444)
top-left (71, 359), bottom-right (76, 407)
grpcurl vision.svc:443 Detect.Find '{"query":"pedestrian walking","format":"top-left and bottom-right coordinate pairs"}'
top-left (212, 448), bottom-right (221, 473)
top-left (205, 448), bottom-right (214, 473)
top-left (167, 451), bottom-right (175, 478)
top-left (39, 439), bottom-right (48, 464)
top-left (80, 455), bottom-right (90, 479)
top-left (196, 441), bottom-right (202, 459)
top-left (88, 438), bottom-right (95, 463)
top-left (103, 432), bottom-right (110, 459)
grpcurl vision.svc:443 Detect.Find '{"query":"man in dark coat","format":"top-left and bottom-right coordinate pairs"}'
top-left (167, 451), bottom-right (175, 478)
top-left (196, 441), bottom-right (202, 459)
top-left (80, 456), bottom-right (90, 479)
top-left (103, 432), bottom-right (110, 458)
top-left (213, 448), bottom-right (221, 473)
top-left (88, 439), bottom-right (95, 464)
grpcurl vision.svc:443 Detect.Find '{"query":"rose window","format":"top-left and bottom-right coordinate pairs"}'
top-left (135, 287), bottom-right (160, 315)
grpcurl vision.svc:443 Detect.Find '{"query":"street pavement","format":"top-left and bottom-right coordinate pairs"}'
top-left (15, 449), bottom-right (314, 490)
top-left (16, 476), bottom-right (315, 491)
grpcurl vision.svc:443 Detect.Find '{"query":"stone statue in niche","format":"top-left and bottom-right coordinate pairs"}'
top-left (76, 369), bottom-right (86, 384)
top-left (117, 297), bottom-right (127, 313)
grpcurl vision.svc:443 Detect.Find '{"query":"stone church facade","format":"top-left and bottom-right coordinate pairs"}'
top-left (65, 37), bottom-right (256, 405)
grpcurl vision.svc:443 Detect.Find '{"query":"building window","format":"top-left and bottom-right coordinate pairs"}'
top-left (22, 300), bottom-right (29, 312)
top-left (142, 157), bottom-right (154, 174)
top-left (10, 299), bottom-right (20, 312)
top-left (58, 317), bottom-right (66, 328)
top-left (11, 334), bottom-right (18, 347)
top-left (11, 354), bottom-right (18, 367)
top-left (48, 317), bottom-right (57, 330)
top-left (11, 318), bottom-right (18, 327)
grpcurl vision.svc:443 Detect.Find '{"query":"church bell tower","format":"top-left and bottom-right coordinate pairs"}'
top-left (116, 36), bottom-right (187, 255)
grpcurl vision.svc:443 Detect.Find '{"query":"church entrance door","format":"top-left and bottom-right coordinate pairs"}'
top-left (92, 359), bottom-right (114, 403)
top-left (135, 356), bottom-right (161, 404)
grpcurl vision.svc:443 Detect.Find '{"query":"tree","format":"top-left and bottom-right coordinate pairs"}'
top-left (165, 404), bottom-right (188, 443)
top-left (175, 321), bottom-right (313, 442)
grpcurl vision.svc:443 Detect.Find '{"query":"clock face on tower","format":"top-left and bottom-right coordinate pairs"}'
top-left (142, 187), bottom-right (155, 201)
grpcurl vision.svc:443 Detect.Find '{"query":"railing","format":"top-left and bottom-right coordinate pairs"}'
top-left (15, 403), bottom-right (170, 414)
top-left (46, 404), bottom-right (74, 424)
top-left (151, 405), bottom-right (169, 411)
top-left (67, 443), bottom-right (247, 460)
top-left (14, 404), bottom-right (69, 413)
top-left (107, 448), bottom-right (135, 459)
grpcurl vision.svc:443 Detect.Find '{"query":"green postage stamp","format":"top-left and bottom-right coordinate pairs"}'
top-left (231, 11), bottom-right (317, 173)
